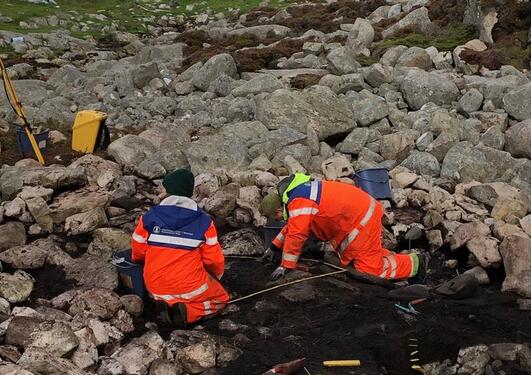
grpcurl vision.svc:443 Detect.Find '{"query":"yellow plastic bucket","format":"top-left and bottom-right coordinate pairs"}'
top-left (71, 110), bottom-right (108, 153)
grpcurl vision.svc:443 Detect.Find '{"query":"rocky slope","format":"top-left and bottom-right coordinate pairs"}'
top-left (0, 0), bottom-right (530, 374)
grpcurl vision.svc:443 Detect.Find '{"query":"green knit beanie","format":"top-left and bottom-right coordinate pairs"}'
top-left (162, 169), bottom-right (195, 197)
top-left (259, 191), bottom-right (282, 218)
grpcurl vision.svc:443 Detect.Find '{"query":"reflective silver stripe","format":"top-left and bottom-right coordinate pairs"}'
top-left (337, 198), bottom-right (377, 255)
top-left (132, 232), bottom-right (147, 243)
top-left (309, 181), bottom-right (319, 201)
top-left (338, 228), bottom-right (359, 255)
top-left (388, 255), bottom-right (398, 279)
top-left (275, 232), bottom-right (285, 243)
top-left (360, 198), bottom-right (376, 227)
top-left (289, 207), bottom-right (319, 218)
top-left (205, 236), bottom-right (218, 245)
top-left (283, 253), bottom-right (299, 263)
top-left (204, 301), bottom-right (212, 315)
top-left (148, 234), bottom-right (203, 248)
top-left (151, 282), bottom-right (208, 301)
top-left (379, 257), bottom-right (390, 278)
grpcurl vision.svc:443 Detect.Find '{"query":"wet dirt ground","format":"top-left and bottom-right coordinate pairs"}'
top-left (24, 237), bottom-right (531, 375)
top-left (208, 258), bottom-right (530, 375)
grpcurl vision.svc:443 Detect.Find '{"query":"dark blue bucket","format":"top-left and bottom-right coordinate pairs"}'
top-left (263, 220), bottom-right (286, 248)
top-left (16, 126), bottom-right (49, 157)
top-left (353, 168), bottom-right (393, 200)
top-left (112, 249), bottom-right (146, 297)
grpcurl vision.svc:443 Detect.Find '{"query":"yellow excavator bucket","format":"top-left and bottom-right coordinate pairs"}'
top-left (71, 110), bottom-right (108, 153)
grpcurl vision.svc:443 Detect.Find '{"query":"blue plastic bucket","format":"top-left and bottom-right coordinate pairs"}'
top-left (353, 168), bottom-right (393, 200)
top-left (112, 249), bottom-right (146, 297)
top-left (16, 126), bottom-right (49, 158)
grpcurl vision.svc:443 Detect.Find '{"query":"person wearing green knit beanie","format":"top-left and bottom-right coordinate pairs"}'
top-left (161, 169), bottom-right (195, 197)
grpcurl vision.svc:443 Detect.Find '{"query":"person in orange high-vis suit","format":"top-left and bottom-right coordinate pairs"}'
top-left (260, 173), bottom-right (421, 282)
top-left (131, 169), bottom-right (229, 326)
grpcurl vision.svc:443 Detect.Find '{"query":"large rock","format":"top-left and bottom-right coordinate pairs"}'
top-left (231, 74), bottom-right (283, 97)
top-left (0, 165), bottom-right (85, 201)
top-left (68, 154), bottom-right (122, 187)
top-left (326, 47), bottom-right (361, 75)
top-left (17, 347), bottom-right (85, 375)
top-left (467, 236), bottom-right (501, 268)
top-left (503, 83), bottom-right (531, 121)
top-left (499, 234), bottom-right (531, 297)
top-left (26, 321), bottom-right (79, 357)
top-left (382, 7), bottom-right (433, 39)
top-left (220, 228), bottom-right (264, 256)
top-left (192, 54), bottom-right (237, 91)
top-left (401, 70), bottom-right (459, 110)
top-left (176, 341), bottom-right (216, 374)
top-left (108, 134), bottom-right (157, 167)
top-left (363, 63), bottom-right (394, 87)
top-left (0, 272), bottom-right (34, 303)
top-left (450, 222), bottom-right (491, 250)
top-left (396, 47), bottom-right (432, 70)
top-left (0, 242), bottom-right (48, 269)
top-left (220, 121), bottom-right (269, 148)
top-left (339, 128), bottom-right (370, 154)
top-left (70, 327), bottom-right (98, 370)
top-left (380, 130), bottom-right (420, 161)
top-left (49, 187), bottom-right (112, 224)
top-left (112, 332), bottom-right (164, 375)
top-left (0, 222), bottom-right (26, 252)
top-left (457, 345), bottom-right (490, 375)
top-left (185, 134), bottom-right (249, 174)
top-left (132, 62), bottom-right (161, 88)
top-left (321, 154), bottom-right (354, 180)
top-left (68, 288), bottom-right (122, 320)
top-left (203, 183), bottom-right (239, 218)
top-left (64, 254), bottom-right (118, 290)
top-left (350, 95), bottom-right (389, 126)
top-left (319, 73), bottom-right (366, 94)
top-left (26, 197), bottom-right (53, 233)
top-left (227, 25), bottom-right (291, 39)
top-left (505, 119), bottom-right (531, 158)
top-left (65, 207), bottom-right (108, 236)
top-left (255, 87), bottom-right (355, 139)
top-left (400, 151), bottom-right (440, 177)
top-left (440, 142), bottom-right (491, 183)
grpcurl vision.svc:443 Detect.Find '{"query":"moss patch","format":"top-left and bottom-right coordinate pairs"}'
top-left (376, 23), bottom-right (477, 51)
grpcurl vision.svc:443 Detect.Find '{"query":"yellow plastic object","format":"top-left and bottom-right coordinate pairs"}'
top-left (323, 360), bottom-right (361, 367)
top-left (71, 110), bottom-right (107, 153)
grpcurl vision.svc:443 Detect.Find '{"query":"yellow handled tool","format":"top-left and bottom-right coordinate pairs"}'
top-left (323, 360), bottom-right (361, 367)
top-left (0, 58), bottom-right (45, 165)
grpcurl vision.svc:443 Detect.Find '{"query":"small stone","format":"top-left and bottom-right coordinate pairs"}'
top-left (280, 283), bottom-right (316, 303)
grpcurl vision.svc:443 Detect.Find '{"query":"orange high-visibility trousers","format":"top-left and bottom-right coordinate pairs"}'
top-left (150, 274), bottom-right (229, 324)
top-left (340, 202), bottom-right (418, 280)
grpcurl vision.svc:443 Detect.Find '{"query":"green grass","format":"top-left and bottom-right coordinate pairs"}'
top-left (377, 23), bottom-right (478, 51)
top-left (0, 0), bottom-right (296, 38)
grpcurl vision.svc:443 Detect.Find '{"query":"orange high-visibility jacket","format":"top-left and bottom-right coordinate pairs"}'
top-left (273, 180), bottom-right (377, 269)
top-left (131, 196), bottom-right (225, 300)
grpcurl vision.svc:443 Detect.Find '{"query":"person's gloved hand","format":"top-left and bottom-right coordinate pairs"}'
top-left (260, 244), bottom-right (280, 263)
top-left (260, 248), bottom-right (275, 263)
top-left (271, 266), bottom-right (288, 281)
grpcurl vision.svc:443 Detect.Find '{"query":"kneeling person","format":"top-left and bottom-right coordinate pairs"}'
top-left (131, 169), bottom-right (229, 326)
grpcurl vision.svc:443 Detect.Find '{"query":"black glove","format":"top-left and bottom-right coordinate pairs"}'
top-left (260, 244), bottom-right (280, 263)
top-left (271, 266), bottom-right (289, 281)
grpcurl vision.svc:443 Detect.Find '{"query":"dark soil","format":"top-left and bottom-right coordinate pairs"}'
top-left (0, 127), bottom-right (103, 166)
top-left (208, 258), bottom-right (531, 375)
top-left (29, 265), bottom-right (79, 300)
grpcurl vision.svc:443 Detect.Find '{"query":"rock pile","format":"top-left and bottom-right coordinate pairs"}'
top-left (0, 0), bottom-right (530, 373)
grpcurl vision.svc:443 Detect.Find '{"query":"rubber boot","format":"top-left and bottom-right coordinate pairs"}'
top-left (170, 303), bottom-right (187, 329)
top-left (154, 300), bottom-right (171, 325)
